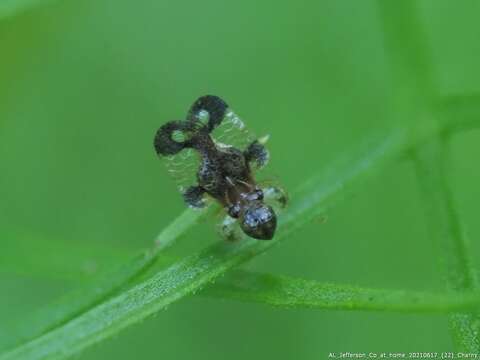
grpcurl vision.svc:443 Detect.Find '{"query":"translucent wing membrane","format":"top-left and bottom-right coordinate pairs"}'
top-left (163, 147), bottom-right (200, 194)
top-left (154, 118), bottom-right (204, 197)
top-left (211, 109), bottom-right (256, 151)
top-left (212, 109), bottom-right (270, 172)
top-left (154, 95), bottom-right (286, 241)
top-left (156, 98), bottom-right (266, 197)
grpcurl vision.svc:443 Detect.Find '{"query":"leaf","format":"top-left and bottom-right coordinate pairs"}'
top-left (0, 127), bottom-right (408, 360)
top-left (153, 206), bottom-right (208, 251)
top-left (414, 138), bottom-right (480, 351)
top-left (0, 250), bottom-right (157, 353)
top-left (204, 270), bottom-right (480, 314)
top-left (0, 208), bottom-right (204, 353)
top-left (376, 1), bottom-right (480, 350)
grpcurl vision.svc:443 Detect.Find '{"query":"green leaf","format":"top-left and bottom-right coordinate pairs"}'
top-left (0, 208), bottom-right (204, 353)
top-left (414, 138), bottom-right (480, 351)
top-left (153, 206), bottom-right (208, 251)
top-left (0, 127), bottom-right (408, 360)
top-left (0, 250), bottom-right (157, 353)
top-left (204, 270), bottom-right (480, 314)
top-left (375, 1), bottom-right (480, 349)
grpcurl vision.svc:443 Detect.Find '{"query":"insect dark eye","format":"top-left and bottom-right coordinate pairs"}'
top-left (155, 95), bottom-right (280, 241)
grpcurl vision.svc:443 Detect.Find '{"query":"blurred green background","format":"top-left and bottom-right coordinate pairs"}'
top-left (1, 0), bottom-right (480, 358)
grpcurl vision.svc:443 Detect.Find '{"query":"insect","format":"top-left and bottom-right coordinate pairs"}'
top-left (153, 95), bottom-right (287, 240)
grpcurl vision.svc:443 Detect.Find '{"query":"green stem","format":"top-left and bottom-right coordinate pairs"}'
top-left (204, 270), bottom-right (480, 314)
top-left (153, 207), bottom-right (209, 251)
top-left (414, 138), bottom-right (480, 351)
top-left (0, 127), bottom-right (409, 360)
top-left (376, 1), bottom-right (480, 349)
top-left (0, 208), bottom-right (204, 353)
top-left (0, 250), bottom-right (157, 353)
top-left (1, 115), bottom-right (475, 359)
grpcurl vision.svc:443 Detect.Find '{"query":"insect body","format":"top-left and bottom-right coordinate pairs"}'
top-left (154, 95), bottom-right (287, 240)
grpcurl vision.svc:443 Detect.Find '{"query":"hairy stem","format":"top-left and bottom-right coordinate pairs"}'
top-left (0, 128), bottom-right (409, 360)
top-left (204, 270), bottom-right (480, 314)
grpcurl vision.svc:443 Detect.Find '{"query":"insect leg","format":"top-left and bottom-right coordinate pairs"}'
top-left (262, 186), bottom-right (288, 209)
top-left (187, 95), bottom-right (228, 133)
top-left (217, 214), bottom-right (244, 242)
top-left (183, 186), bottom-right (207, 208)
top-left (244, 139), bottom-right (270, 169)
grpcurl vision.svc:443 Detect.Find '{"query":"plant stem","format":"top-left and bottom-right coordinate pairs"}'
top-left (0, 127), bottom-right (409, 360)
top-left (204, 270), bottom-right (480, 314)
top-left (0, 208), bottom-right (204, 353)
top-left (0, 250), bottom-right (157, 353)
top-left (414, 138), bottom-right (480, 351)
